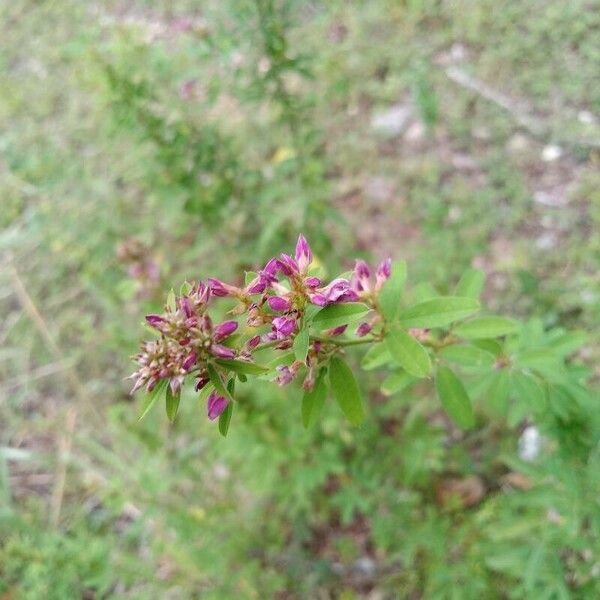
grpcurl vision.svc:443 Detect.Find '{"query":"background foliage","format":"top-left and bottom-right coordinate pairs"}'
top-left (1, 0), bottom-right (599, 598)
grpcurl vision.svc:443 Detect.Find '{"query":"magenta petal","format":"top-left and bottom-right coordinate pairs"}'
top-left (179, 296), bottom-right (194, 318)
top-left (277, 254), bottom-right (298, 276)
top-left (274, 365), bottom-right (295, 386)
top-left (356, 322), bottom-right (372, 337)
top-left (211, 344), bottom-right (236, 359)
top-left (246, 335), bottom-right (261, 349)
top-left (145, 314), bottom-right (165, 327)
top-left (309, 293), bottom-right (328, 306)
top-left (207, 391), bottom-right (229, 420)
top-left (327, 324), bottom-right (348, 336)
top-left (213, 320), bottom-right (239, 341)
top-left (262, 257), bottom-right (279, 277)
top-left (355, 259), bottom-right (371, 281)
top-left (267, 296), bottom-right (291, 312)
top-left (375, 258), bottom-right (392, 289)
top-left (335, 290), bottom-right (360, 303)
top-left (182, 351), bottom-right (197, 371)
top-left (246, 277), bottom-right (267, 294)
top-left (272, 316), bottom-right (296, 338)
top-left (303, 276), bottom-right (321, 288)
top-left (208, 278), bottom-right (235, 297)
top-left (294, 234), bottom-right (312, 273)
top-left (318, 278), bottom-right (352, 302)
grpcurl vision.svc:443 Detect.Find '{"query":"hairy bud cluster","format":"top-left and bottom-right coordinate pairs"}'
top-left (130, 235), bottom-right (391, 422)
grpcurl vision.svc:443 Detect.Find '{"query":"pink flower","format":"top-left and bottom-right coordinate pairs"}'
top-left (208, 278), bottom-right (240, 297)
top-left (271, 316), bottom-right (297, 339)
top-left (309, 278), bottom-right (359, 306)
top-left (304, 276), bottom-right (321, 288)
top-left (207, 391), bottom-right (229, 420)
top-left (275, 365), bottom-right (295, 386)
top-left (350, 257), bottom-right (392, 295)
top-left (295, 234), bottom-right (312, 273)
top-left (245, 258), bottom-right (279, 294)
top-left (376, 258), bottom-right (391, 290)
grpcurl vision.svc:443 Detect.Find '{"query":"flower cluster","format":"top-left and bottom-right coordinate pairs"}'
top-left (130, 235), bottom-right (392, 422)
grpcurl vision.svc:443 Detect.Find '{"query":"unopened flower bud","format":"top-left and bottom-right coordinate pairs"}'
top-left (213, 320), bottom-right (238, 342)
top-left (267, 296), bottom-right (291, 312)
top-left (207, 391), bottom-right (229, 420)
top-left (375, 258), bottom-right (392, 290)
top-left (356, 322), bottom-right (372, 337)
top-left (211, 343), bottom-right (236, 359)
top-left (326, 324), bottom-right (348, 336)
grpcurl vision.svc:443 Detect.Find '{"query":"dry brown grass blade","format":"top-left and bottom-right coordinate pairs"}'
top-left (49, 407), bottom-right (77, 529)
top-left (8, 265), bottom-right (102, 424)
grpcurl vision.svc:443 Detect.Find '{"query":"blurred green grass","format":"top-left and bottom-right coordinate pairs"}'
top-left (1, 0), bottom-right (599, 598)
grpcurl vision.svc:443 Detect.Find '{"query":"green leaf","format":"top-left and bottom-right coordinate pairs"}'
top-left (483, 369), bottom-right (510, 416)
top-left (312, 303), bottom-right (369, 330)
top-left (179, 281), bottom-right (193, 296)
top-left (165, 386), bottom-right (181, 423)
top-left (399, 296), bottom-right (480, 328)
top-left (455, 316), bottom-right (519, 339)
top-left (412, 283), bottom-right (438, 302)
top-left (166, 289), bottom-right (176, 312)
top-left (215, 358), bottom-right (268, 375)
top-left (436, 366), bottom-right (475, 429)
top-left (514, 349), bottom-right (565, 380)
top-left (265, 351), bottom-right (295, 371)
top-left (378, 260), bottom-right (407, 322)
top-left (244, 271), bottom-right (258, 286)
top-left (207, 364), bottom-right (234, 404)
top-left (472, 339), bottom-right (503, 356)
top-left (385, 326), bottom-right (431, 378)
top-left (138, 379), bottom-right (168, 421)
top-left (455, 268), bottom-right (485, 299)
top-left (438, 344), bottom-right (495, 368)
top-left (361, 344), bottom-right (391, 371)
top-left (218, 402), bottom-right (233, 437)
top-left (511, 371), bottom-right (546, 413)
top-left (303, 304), bottom-right (322, 322)
top-left (293, 328), bottom-right (310, 362)
top-left (380, 371), bottom-right (415, 396)
top-left (329, 357), bottom-right (365, 426)
top-left (549, 331), bottom-right (587, 357)
top-left (301, 369), bottom-right (327, 428)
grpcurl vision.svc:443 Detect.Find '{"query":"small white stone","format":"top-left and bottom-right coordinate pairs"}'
top-left (536, 232), bottom-right (557, 250)
top-left (448, 206), bottom-right (462, 223)
top-left (580, 290), bottom-right (596, 304)
top-left (371, 104), bottom-right (412, 137)
top-left (542, 145), bottom-right (563, 162)
top-left (353, 557), bottom-right (376, 577)
top-left (450, 42), bottom-right (468, 62)
top-left (519, 426), bottom-right (541, 461)
top-left (404, 121), bottom-right (425, 142)
top-left (578, 110), bottom-right (595, 125)
top-left (533, 190), bottom-right (566, 207)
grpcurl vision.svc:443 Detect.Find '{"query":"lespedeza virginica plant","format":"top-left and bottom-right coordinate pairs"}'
top-left (130, 234), bottom-right (589, 436)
